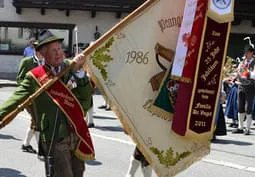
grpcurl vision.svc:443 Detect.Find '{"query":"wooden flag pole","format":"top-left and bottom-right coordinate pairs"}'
top-left (0, 0), bottom-right (158, 128)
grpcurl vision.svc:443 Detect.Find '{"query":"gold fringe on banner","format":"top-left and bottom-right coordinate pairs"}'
top-left (170, 75), bottom-right (192, 83)
top-left (147, 103), bottom-right (173, 121)
top-left (185, 17), bottom-right (232, 142)
top-left (207, 0), bottom-right (235, 24)
top-left (74, 150), bottom-right (95, 161)
top-left (206, 10), bottom-right (234, 24)
top-left (113, 104), bottom-right (211, 177)
top-left (87, 65), bottom-right (160, 176)
top-left (87, 54), bottom-right (212, 177)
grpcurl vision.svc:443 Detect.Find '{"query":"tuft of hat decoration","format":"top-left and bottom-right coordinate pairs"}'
top-left (243, 36), bottom-right (255, 53)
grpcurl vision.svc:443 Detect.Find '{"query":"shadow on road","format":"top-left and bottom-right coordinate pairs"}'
top-left (86, 160), bottom-right (103, 166)
top-left (0, 84), bottom-right (17, 88)
top-left (226, 129), bottom-right (233, 133)
top-left (94, 125), bottom-right (123, 132)
top-left (0, 133), bottom-right (21, 141)
top-left (0, 168), bottom-right (26, 177)
top-left (211, 138), bottom-right (253, 146)
top-left (93, 115), bottom-right (116, 120)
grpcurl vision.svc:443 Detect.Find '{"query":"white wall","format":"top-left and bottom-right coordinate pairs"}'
top-left (0, 0), bottom-right (123, 78)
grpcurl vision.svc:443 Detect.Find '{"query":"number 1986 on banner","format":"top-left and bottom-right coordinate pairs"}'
top-left (126, 51), bottom-right (149, 64)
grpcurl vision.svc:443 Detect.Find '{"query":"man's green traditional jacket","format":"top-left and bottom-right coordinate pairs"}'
top-left (0, 60), bottom-right (92, 143)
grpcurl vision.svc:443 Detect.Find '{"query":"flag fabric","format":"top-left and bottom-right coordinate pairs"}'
top-left (82, 0), bottom-right (234, 176)
top-left (151, 0), bottom-right (208, 125)
top-left (171, 0), bottom-right (234, 142)
top-left (172, 17), bottom-right (231, 141)
top-left (171, 0), bottom-right (208, 137)
top-left (171, 0), bottom-right (199, 80)
top-left (207, 0), bottom-right (234, 23)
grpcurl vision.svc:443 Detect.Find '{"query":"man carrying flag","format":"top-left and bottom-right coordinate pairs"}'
top-left (0, 30), bottom-right (94, 177)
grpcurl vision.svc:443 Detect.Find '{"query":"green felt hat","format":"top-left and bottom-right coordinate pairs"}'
top-left (36, 30), bottom-right (64, 50)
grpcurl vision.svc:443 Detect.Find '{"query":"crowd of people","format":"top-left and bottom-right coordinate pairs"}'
top-left (214, 37), bottom-right (255, 141)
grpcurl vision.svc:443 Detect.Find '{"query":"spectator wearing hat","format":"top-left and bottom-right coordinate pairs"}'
top-left (233, 38), bottom-right (255, 135)
top-left (0, 30), bottom-right (94, 177)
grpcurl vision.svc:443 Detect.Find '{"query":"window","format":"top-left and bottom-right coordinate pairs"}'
top-left (0, 0), bottom-right (4, 8)
top-left (0, 22), bottom-right (75, 56)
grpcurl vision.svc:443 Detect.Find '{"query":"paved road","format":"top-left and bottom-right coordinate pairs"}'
top-left (0, 86), bottom-right (255, 177)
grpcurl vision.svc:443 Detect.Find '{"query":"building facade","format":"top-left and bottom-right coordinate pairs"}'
top-left (0, 0), bottom-right (255, 79)
top-left (228, 0), bottom-right (255, 60)
top-left (0, 0), bottom-right (143, 79)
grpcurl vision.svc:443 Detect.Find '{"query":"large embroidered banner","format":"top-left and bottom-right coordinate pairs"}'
top-left (82, 0), bottom-right (233, 176)
top-left (171, 0), bottom-right (208, 137)
top-left (171, 0), bottom-right (233, 141)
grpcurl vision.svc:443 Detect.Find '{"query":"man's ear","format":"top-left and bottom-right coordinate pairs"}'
top-left (39, 46), bottom-right (47, 57)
